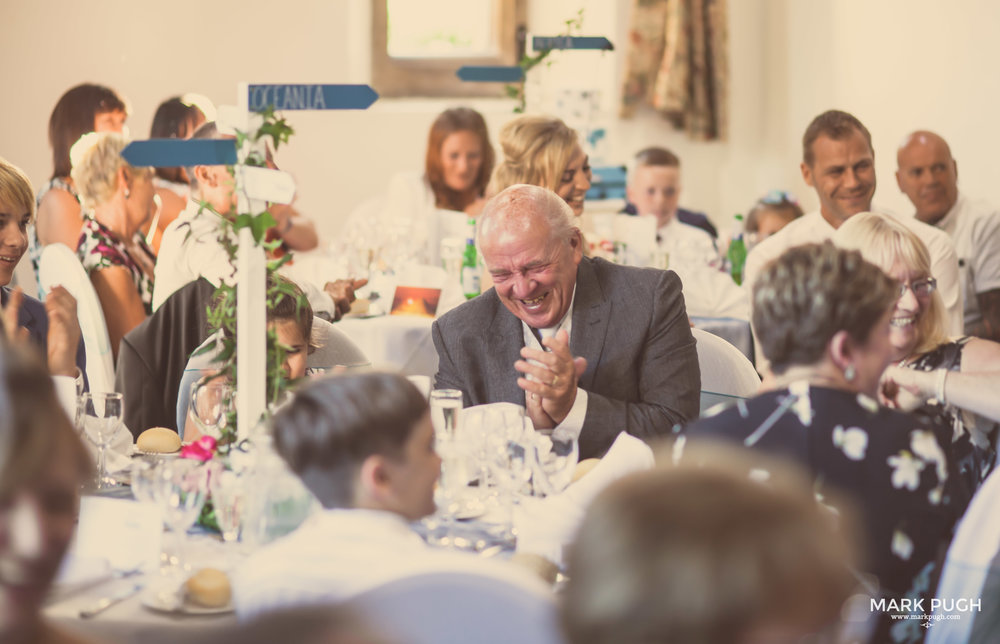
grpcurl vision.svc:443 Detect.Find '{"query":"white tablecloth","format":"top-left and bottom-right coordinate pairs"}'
top-left (46, 535), bottom-right (238, 643)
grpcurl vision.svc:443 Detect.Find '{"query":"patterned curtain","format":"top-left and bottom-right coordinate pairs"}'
top-left (620, 0), bottom-right (729, 141)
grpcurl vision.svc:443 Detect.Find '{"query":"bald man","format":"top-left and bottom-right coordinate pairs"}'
top-left (897, 131), bottom-right (1000, 341)
top-left (432, 184), bottom-right (700, 459)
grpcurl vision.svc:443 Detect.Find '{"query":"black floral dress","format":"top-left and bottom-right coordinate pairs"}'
top-left (678, 383), bottom-right (964, 644)
top-left (906, 337), bottom-right (997, 491)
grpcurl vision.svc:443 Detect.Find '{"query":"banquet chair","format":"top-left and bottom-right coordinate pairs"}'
top-left (116, 278), bottom-right (215, 438)
top-left (691, 327), bottom-right (761, 413)
top-left (351, 570), bottom-right (565, 644)
top-left (38, 242), bottom-right (115, 394)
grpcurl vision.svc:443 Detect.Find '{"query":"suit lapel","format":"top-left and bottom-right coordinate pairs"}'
top-left (487, 301), bottom-right (527, 405)
top-left (570, 259), bottom-right (611, 391)
top-left (2, 286), bottom-right (43, 339)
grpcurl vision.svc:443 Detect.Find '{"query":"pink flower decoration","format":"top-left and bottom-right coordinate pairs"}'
top-left (181, 435), bottom-right (218, 462)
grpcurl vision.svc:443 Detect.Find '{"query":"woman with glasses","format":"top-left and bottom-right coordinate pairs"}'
top-left (835, 212), bottom-right (1000, 491)
top-left (679, 242), bottom-right (961, 642)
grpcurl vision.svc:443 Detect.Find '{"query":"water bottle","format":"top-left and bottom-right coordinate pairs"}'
top-left (727, 214), bottom-right (747, 286)
top-left (461, 218), bottom-right (480, 299)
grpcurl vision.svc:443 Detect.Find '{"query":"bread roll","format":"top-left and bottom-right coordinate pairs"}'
top-left (136, 427), bottom-right (181, 454)
top-left (185, 568), bottom-right (231, 608)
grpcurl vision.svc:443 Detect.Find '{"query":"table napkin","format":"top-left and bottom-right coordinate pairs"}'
top-left (514, 431), bottom-right (654, 566)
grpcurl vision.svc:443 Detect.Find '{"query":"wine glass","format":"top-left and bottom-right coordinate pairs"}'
top-left (486, 423), bottom-right (534, 539)
top-left (529, 428), bottom-right (580, 497)
top-left (130, 458), bottom-right (161, 504)
top-left (155, 459), bottom-right (209, 576)
top-left (79, 392), bottom-right (124, 489)
top-left (189, 378), bottom-right (235, 440)
top-left (208, 463), bottom-right (245, 544)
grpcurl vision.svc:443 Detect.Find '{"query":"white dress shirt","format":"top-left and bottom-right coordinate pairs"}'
top-left (519, 288), bottom-right (588, 438)
top-left (233, 507), bottom-right (548, 619)
top-left (153, 199), bottom-right (337, 315)
top-left (744, 209), bottom-right (963, 331)
top-left (930, 193), bottom-right (1000, 333)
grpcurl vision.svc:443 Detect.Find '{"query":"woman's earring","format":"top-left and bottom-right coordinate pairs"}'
top-left (844, 364), bottom-right (856, 382)
top-left (124, 188), bottom-right (131, 199)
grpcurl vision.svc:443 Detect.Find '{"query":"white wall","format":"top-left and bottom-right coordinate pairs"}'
top-left (2, 0), bottom-right (999, 254)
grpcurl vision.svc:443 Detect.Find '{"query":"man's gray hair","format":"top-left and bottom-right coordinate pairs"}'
top-left (478, 183), bottom-right (579, 246)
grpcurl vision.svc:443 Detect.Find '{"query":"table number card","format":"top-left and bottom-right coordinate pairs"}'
top-left (72, 496), bottom-right (162, 572)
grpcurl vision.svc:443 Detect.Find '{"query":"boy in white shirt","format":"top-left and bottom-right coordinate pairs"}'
top-left (626, 147), bottom-right (719, 268)
top-left (626, 148), bottom-right (746, 319)
top-left (234, 372), bottom-right (547, 618)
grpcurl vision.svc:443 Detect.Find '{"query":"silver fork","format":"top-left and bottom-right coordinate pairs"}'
top-left (78, 581), bottom-right (145, 618)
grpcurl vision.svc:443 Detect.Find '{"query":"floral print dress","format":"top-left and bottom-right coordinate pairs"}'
top-left (906, 337), bottom-right (997, 491)
top-left (678, 383), bottom-right (965, 644)
top-left (76, 216), bottom-right (155, 315)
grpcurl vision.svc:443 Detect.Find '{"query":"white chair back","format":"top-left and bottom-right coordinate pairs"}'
top-left (38, 243), bottom-right (116, 394)
top-left (351, 570), bottom-right (565, 644)
top-left (691, 327), bottom-right (760, 411)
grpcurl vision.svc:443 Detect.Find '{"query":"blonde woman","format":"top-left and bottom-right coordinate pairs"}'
top-left (834, 212), bottom-right (1000, 489)
top-left (71, 132), bottom-right (156, 361)
top-left (489, 115), bottom-right (591, 217)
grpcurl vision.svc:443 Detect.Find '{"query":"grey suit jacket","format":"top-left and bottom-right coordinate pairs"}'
top-left (432, 257), bottom-right (700, 458)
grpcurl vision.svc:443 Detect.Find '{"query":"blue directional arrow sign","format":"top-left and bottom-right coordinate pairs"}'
top-left (532, 36), bottom-right (614, 51)
top-left (456, 66), bottom-right (524, 82)
top-left (120, 139), bottom-right (238, 168)
top-left (247, 84), bottom-right (379, 111)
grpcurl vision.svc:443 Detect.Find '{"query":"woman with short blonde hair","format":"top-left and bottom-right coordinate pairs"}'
top-left (835, 212), bottom-right (1000, 489)
top-left (71, 132), bottom-right (156, 362)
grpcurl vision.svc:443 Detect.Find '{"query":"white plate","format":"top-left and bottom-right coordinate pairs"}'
top-left (140, 587), bottom-right (233, 615)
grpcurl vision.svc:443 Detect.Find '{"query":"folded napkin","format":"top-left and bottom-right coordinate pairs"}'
top-left (514, 431), bottom-right (654, 567)
top-left (80, 421), bottom-right (134, 474)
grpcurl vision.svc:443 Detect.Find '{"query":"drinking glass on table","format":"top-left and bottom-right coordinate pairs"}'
top-left (430, 389), bottom-right (463, 440)
top-left (155, 459), bottom-right (209, 576)
top-left (190, 377), bottom-right (235, 440)
top-left (79, 392), bottom-right (124, 489)
top-left (429, 389), bottom-right (465, 546)
top-left (529, 428), bottom-right (579, 497)
top-left (209, 463), bottom-right (245, 544)
top-left (130, 459), bottom-right (161, 504)
top-left (486, 419), bottom-right (534, 538)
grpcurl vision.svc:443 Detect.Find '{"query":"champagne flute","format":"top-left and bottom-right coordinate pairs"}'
top-left (429, 389), bottom-right (464, 546)
top-left (79, 392), bottom-right (124, 489)
top-left (208, 463), bottom-right (245, 544)
top-left (430, 389), bottom-right (463, 441)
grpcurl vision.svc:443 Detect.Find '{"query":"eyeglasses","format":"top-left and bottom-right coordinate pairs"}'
top-left (899, 277), bottom-right (937, 298)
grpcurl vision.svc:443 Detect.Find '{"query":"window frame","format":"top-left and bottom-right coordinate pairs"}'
top-left (371, 0), bottom-right (526, 98)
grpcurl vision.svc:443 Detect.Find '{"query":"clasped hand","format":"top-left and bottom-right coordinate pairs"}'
top-left (514, 329), bottom-right (586, 429)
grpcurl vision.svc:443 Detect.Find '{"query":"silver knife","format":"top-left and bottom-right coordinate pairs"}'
top-left (78, 582), bottom-right (144, 619)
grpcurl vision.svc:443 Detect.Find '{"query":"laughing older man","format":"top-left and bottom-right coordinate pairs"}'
top-left (432, 184), bottom-right (700, 459)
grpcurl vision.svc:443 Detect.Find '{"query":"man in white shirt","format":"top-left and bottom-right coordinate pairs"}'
top-left (744, 110), bottom-right (962, 365)
top-left (233, 372), bottom-right (545, 618)
top-left (152, 122), bottom-right (362, 318)
top-left (432, 185), bottom-right (700, 459)
top-left (896, 130), bottom-right (1000, 341)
